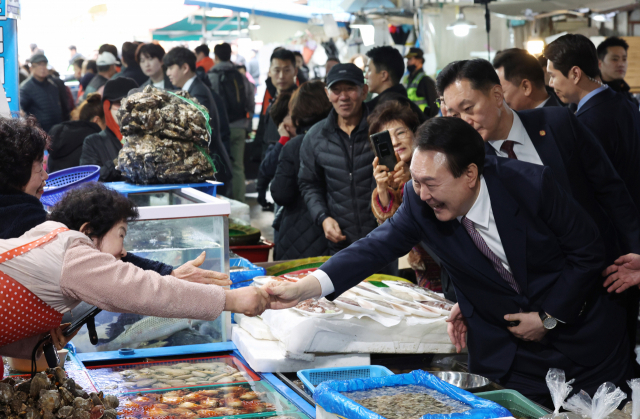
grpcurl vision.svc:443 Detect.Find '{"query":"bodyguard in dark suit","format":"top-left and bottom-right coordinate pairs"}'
top-left (545, 33), bottom-right (640, 360)
top-left (437, 59), bottom-right (640, 266)
top-left (265, 118), bottom-right (632, 406)
top-left (492, 49), bottom-right (561, 111)
top-left (544, 34), bottom-right (640, 212)
top-left (163, 47), bottom-right (233, 191)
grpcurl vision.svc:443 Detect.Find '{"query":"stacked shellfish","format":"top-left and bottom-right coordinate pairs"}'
top-left (0, 367), bottom-right (119, 419)
top-left (115, 85), bottom-right (215, 185)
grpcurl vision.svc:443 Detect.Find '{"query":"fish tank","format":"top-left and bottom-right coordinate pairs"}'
top-left (70, 187), bottom-right (230, 354)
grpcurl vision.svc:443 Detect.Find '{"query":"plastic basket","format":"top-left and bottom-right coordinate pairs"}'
top-left (40, 165), bottom-right (100, 206)
top-left (297, 365), bottom-right (394, 393)
top-left (476, 390), bottom-right (549, 419)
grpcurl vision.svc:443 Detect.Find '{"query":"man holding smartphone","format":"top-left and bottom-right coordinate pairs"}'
top-left (298, 64), bottom-right (379, 254)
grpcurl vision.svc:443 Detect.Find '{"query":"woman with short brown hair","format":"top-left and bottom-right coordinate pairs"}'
top-left (368, 100), bottom-right (442, 291)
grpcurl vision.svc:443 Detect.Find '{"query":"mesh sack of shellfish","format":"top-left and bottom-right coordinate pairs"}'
top-left (116, 85), bottom-right (216, 185)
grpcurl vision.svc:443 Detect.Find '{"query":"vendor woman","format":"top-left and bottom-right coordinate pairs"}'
top-left (0, 117), bottom-right (268, 366)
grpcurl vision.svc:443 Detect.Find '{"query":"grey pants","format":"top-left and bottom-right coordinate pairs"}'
top-left (230, 127), bottom-right (246, 202)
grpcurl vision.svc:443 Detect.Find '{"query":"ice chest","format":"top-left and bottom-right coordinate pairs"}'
top-left (314, 370), bottom-right (512, 419)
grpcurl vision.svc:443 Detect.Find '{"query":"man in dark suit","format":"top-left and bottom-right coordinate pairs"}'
top-left (265, 117), bottom-right (632, 406)
top-left (163, 47), bottom-right (232, 190)
top-left (545, 33), bottom-right (640, 359)
top-left (436, 59), bottom-right (640, 267)
top-left (492, 49), bottom-right (561, 110)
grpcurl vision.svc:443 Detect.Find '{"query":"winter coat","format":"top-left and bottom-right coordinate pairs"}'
top-left (111, 63), bottom-right (148, 87)
top-left (298, 108), bottom-right (378, 254)
top-left (79, 128), bottom-right (123, 182)
top-left (271, 133), bottom-right (329, 260)
top-left (19, 76), bottom-right (64, 132)
top-left (48, 120), bottom-right (102, 173)
top-left (81, 74), bottom-right (108, 102)
top-left (366, 83), bottom-right (426, 124)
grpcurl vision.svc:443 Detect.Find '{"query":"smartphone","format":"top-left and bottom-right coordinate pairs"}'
top-left (369, 130), bottom-right (398, 170)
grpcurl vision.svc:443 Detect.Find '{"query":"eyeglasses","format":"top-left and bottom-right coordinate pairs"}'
top-left (435, 97), bottom-right (444, 109)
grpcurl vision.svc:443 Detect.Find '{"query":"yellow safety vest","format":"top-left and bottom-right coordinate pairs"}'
top-left (402, 70), bottom-right (428, 112)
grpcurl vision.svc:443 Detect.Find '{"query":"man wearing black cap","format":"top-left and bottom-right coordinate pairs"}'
top-left (298, 63), bottom-right (379, 254)
top-left (401, 47), bottom-right (438, 117)
top-left (20, 54), bottom-right (64, 133)
top-left (80, 77), bottom-right (139, 182)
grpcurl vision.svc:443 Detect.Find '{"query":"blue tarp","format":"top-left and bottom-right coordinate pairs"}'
top-left (315, 370), bottom-right (511, 419)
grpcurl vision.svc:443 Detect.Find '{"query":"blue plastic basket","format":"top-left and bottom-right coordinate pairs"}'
top-left (297, 365), bottom-right (394, 393)
top-left (40, 165), bottom-right (101, 206)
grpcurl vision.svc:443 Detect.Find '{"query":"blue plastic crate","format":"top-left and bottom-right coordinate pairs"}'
top-left (297, 365), bottom-right (394, 393)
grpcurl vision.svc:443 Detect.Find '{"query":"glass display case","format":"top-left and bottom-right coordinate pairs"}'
top-left (70, 187), bottom-right (231, 354)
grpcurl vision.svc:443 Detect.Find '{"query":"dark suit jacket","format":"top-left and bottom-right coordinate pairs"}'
top-left (187, 77), bottom-right (232, 185)
top-left (542, 93), bottom-right (561, 108)
top-left (320, 157), bottom-right (626, 381)
top-left (576, 88), bottom-right (640, 212)
top-left (485, 108), bottom-right (640, 261)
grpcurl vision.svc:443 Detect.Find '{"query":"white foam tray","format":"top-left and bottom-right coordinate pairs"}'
top-left (232, 326), bottom-right (370, 373)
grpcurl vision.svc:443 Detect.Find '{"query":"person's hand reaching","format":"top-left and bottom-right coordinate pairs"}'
top-left (263, 275), bottom-right (323, 310)
top-left (603, 253), bottom-right (640, 293)
top-left (446, 303), bottom-right (467, 353)
top-left (224, 287), bottom-right (270, 316)
top-left (49, 323), bottom-right (79, 351)
top-left (172, 252), bottom-right (231, 286)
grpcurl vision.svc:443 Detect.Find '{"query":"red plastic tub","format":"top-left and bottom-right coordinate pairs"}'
top-left (230, 239), bottom-right (275, 263)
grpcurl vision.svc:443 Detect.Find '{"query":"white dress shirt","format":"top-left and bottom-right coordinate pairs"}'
top-left (314, 177), bottom-right (512, 298)
top-left (488, 110), bottom-right (543, 166)
top-left (153, 79), bottom-right (165, 89)
top-left (181, 75), bottom-right (197, 92)
top-left (456, 176), bottom-right (511, 273)
top-left (535, 97), bottom-right (550, 108)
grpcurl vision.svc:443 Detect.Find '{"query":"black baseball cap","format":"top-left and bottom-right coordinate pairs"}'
top-left (102, 77), bottom-right (139, 103)
top-left (405, 47), bottom-right (424, 59)
top-left (326, 63), bottom-right (364, 88)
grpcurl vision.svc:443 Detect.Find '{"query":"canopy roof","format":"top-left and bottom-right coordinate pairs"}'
top-left (152, 15), bottom-right (249, 41)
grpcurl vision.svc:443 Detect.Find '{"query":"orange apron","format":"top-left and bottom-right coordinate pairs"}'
top-left (0, 227), bottom-right (69, 347)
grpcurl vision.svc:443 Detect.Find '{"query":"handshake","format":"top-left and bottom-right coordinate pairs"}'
top-left (223, 275), bottom-right (323, 317)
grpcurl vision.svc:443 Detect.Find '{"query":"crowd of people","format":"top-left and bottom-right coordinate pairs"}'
top-left (6, 33), bottom-right (640, 408)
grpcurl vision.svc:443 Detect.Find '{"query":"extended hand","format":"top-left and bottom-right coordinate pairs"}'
top-left (322, 217), bottom-right (346, 243)
top-left (263, 275), bottom-right (323, 310)
top-left (224, 286), bottom-right (270, 316)
top-left (446, 303), bottom-right (467, 353)
top-left (49, 323), bottom-right (79, 351)
top-left (505, 312), bottom-right (547, 341)
top-left (173, 252), bottom-right (232, 286)
top-left (603, 253), bottom-right (640, 293)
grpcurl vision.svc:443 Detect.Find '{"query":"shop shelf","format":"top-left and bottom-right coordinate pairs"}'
top-left (117, 380), bottom-right (299, 418)
top-left (297, 365), bottom-right (394, 393)
top-left (85, 354), bottom-right (260, 393)
top-left (476, 390), bottom-right (549, 419)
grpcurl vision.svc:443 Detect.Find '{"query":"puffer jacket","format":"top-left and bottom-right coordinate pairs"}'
top-left (79, 128), bottom-right (123, 182)
top-left (48, 120), bottom-right (102, 173)
top-left (298, 108), bottom-right (377, 254)
top-left (271, 131), bottom-right (329, 260)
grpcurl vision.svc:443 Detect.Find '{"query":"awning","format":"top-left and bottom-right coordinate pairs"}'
top-left (152, 15), bottom-right (249, 41)
top-left (184, 0), bottom-right (350, 25)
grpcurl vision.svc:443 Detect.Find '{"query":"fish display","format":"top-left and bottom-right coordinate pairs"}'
top-left (96, 318), bottom-right (200, 352)
top-left (0, 368), bottom-right (119, 419)
top-left (118, 386), bottom-right (280, 418)
top-left (116, 86), bottom-right (215, 185)
top-left (294, 299), bottom-right (341, 314)
top-left (88, 360), bottom-right (251, 392)
top-left (342, 385), bottom-right (470, 419)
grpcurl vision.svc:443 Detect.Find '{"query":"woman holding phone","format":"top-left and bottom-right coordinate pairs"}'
top-left (368, 100), bottom-right (442, 291)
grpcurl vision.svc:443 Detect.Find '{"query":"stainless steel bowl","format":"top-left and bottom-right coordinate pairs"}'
top-left (432, 371), bottom-right (491, 393)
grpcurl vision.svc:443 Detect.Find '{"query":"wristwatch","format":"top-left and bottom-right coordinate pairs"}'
top-left (539, 311), bottom-right (558, 330)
